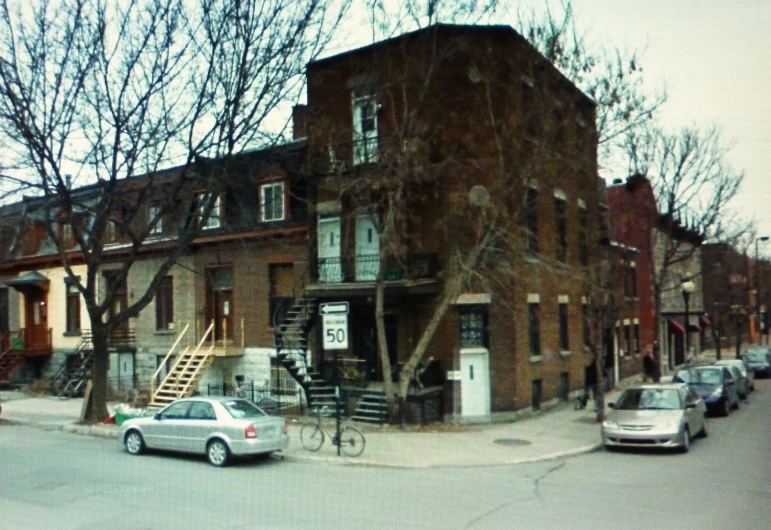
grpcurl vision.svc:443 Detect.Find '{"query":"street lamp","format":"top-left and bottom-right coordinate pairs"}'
top-left (681, 279), bottom-right (696, 363)
top-left (755, 236), bottom-right (769, 344)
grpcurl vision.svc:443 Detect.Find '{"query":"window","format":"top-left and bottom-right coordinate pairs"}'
top-left (578, 207), bottom-right (589, 266)
top-left (148, 204), bottom-right (163, 236)
top-left (61, 222), bottom-right (72, 244)
top-left (525, 188), bottom-right (539, 253)
top-left (199, 193), bottom-right (221, 229)
top-left (634, 324), bottom-right (640, 354)
top-left (625, 265), bottom-right (638, 297)
top-left (352, 88), bottom-right (378, 165)
top-left (159, 401), bottom-right (191, 420)
top-left (624, 325), bottom-right (632, 358)
top-left (260, 182), bottom-right (285, 222)
top-left (459, 306), bottom-right (488, 348)
top-left (65, 280), bottom-right (80, 333)
top-left (188, 401), bottom-right (216, 420)
top-left (583, 302), bottom-right (591, 348)
top-left (155, 276), bottom-right (174, 330)
top-left (528, 302), bottom-right (541, 355)
top-left (555, 198), bottom-right (567, 262)
top-left (559, 302), bottom-right (569, 351)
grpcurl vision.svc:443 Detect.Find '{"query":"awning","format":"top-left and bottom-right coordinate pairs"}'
top-left (686, 315), bottom-right (701, 332)
top-left (5, 271), bottom-right (50, 291)
top-left (699, 315), bottom-right (711, 328)
top-left (668, 318), bottom-right (685, 334)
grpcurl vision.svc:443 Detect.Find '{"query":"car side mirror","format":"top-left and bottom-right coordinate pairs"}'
top-left (608, 402), bottom-right (615, 409)
top-left (686, 403), bottom-right (697, 409)
top-left (154, 412), bottom-right (162, 420)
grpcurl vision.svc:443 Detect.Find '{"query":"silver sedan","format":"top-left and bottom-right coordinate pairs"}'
top-left (602, 383), bottom-right (708, 452)
top-left (120, 397), bottom-right (289, 466)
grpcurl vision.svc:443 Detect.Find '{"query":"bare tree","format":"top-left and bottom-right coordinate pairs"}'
top-left (0, 0), bottom-right (348, 422)
top-left (624, 123), bottom-right (745, 377)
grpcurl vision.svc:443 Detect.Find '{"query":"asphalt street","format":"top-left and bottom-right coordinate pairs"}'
top-left (2, 380), bottom-right (770, 530)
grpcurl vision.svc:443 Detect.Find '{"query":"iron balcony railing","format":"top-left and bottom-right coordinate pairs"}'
top-left (313, 252), bottom-right (439, 283)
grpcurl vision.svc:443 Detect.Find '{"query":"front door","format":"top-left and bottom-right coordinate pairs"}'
top-left (460, 348), bottom-right (491, 417)
top-left (355, 215), bottom-right (380, 281)
top-left (207, 267), bottom-right (234, 343)
top-left (318, 217), bottom-right (342, 282)
top-left (24, 288), bottom-right (48, 350)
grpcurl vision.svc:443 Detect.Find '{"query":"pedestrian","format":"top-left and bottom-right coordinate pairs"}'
top-left (584, 359), bottom-right (599, 410)
top-left (642, 345), bottom-right (655, 383)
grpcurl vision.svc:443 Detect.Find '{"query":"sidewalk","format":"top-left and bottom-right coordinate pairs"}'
top-left (0, 388), bottom-right (627, 469)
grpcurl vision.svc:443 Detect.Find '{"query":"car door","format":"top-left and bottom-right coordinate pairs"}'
top-left (185, 401), bottom-right (218, 454)
top-left (149, 401), bottom-right (192, 451)
top-left (723, 369), bottom-right (738, 407)
top-left (685, 388), bottom-right (704, 434)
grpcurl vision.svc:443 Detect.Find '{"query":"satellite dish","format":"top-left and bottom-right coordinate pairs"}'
top-left (468, 185), bottom-right (489, 207)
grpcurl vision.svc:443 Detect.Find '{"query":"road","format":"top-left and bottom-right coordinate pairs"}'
top-left (2, 381), bottom-right (770, 530)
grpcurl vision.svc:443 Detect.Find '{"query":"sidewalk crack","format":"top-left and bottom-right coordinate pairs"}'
top-left (533, 460), bottom-right (565, 498)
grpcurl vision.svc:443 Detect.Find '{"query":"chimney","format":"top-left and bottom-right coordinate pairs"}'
top-left (292, 104), bottom-right (307, 140)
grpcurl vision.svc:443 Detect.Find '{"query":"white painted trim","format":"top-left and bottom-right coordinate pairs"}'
top-left (460, 347), bottom-right (489, 355)
top-left (623, 319), bottom-right (631, 325)
top-left (455, 293), bottom-right (492, 305)
top-left (558, 295), bottom-right (569, 304)
top-left (577, 198), bottom-right (587, 209)
top-left (554, 188), bottom-right (567, 200)
top-left (317, 200), bottom-right (342, 214)
top-left (581, 296), bottom-right (587, 304)
top-left (523, 178), bottom-right (538, 190)
top-left (527, 293), bottom-right (540, 303)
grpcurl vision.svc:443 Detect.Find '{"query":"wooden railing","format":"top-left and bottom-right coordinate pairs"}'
top-left (151, 322), bottom-right (191, 398)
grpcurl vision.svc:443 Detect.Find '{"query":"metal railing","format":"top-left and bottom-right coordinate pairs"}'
top-left (314, 252), bottom-right (438, 283)
top-left (206, 380), bottom-right (305, 412)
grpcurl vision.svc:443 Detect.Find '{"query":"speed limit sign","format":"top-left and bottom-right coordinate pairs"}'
top-left (321, 302), bottom-right (349, 350)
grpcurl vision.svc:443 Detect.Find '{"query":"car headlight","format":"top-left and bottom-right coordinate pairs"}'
top-left (602, 420), bottom-right (618, 429)
top-left (710, 388), bottom-right (723, 398)
top-left (659, 420), bottom-right (681, 430)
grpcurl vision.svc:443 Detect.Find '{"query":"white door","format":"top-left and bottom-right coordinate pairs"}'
top-left (460, 348), bottom-right (491, 417)
top-left (318, 217), bottom-right (342, 282)
top-left (355, 216), bottom-right (380, 281)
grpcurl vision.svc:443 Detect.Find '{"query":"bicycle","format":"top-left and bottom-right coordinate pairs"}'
top-left (300, 406), bottom-right (366, 457)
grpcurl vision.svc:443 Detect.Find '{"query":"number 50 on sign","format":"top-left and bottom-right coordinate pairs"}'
top-left (320, 302), bottom-right (349, 350)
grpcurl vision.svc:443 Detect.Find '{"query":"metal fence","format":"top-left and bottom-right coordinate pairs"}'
top-left (206, 380), bottom-right (305, 412)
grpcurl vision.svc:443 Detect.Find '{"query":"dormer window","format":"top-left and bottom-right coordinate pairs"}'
top-left (260, 182), bottom-right (285, 222)
top-left (148, 204), bottom-right (163, 236)
top-left (199, 193), bottom-right (221, 230)
top-left (352, 87), bottom-right (378, 165)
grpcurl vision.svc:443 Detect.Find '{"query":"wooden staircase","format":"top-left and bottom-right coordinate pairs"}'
top-left (150, 322), bottom-right (214, 408)
top-left (351, 392), bottom-right (388, 424)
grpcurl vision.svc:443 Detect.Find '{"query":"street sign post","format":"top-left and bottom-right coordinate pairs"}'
top-left (321, 302), bottom-right (349, 350)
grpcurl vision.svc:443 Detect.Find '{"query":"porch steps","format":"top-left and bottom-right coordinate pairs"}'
top-left (274, 295), bottom-right (318, 404)
top-left (51, 334), bottom-right (94, 397)
top-left (351, 392), bottom-right (388, 424)
top-left (150, 347), bottom-right (214, 408)
top-left (0, 349), bottom-right (23, 384)
top-left (306, 372), bottom-right (337, 410)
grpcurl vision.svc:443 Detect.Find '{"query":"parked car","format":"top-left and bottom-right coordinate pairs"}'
top-left (674, 366), bottom-right (740, 416)
top-left (120, 397), bottom-right (289, 467)
top-left (742, 348), bottom-right (771, 378)
top-left (714, 359), bottom-right (754, 393)
top-left (602, 383), bottom-right (708, 453)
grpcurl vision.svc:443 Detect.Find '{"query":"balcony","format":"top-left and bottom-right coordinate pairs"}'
top-left (307, 253), bottom-right (441, 296)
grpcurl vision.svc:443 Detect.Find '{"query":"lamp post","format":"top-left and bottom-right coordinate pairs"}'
top-left (681, 279), bottom-right (696, 363)
top-left (755, 236), bottom-right (769, 344)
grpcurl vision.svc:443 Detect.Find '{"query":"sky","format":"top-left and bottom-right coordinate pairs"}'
top-left (544, 0), bottom-right (771, 248)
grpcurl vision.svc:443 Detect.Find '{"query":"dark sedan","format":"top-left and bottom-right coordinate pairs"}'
top-left (743, 348), bottom-right (771, 378)
top-left (673, 366), bottom-right (740, 416)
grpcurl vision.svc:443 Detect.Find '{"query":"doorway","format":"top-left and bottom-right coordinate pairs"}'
top-left (23, 287), bottom-right (48, 350)
top-left (460, 348), bottom-right (490, 416)
top-left (355, 215), bottom-right (380, 281)
top-left (353, 310), bottom-right (397, 381)
top-left (318, 217), bottom-right (342, 282)
top-left (206, 266), bottom-right (234, 343)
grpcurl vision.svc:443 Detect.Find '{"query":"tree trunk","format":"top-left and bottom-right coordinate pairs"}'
top-left (374, 278), bottom-right (397, 421)
top-left (85, 324), bottom-right (110, 423)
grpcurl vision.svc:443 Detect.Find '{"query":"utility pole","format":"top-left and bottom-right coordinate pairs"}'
top-left (755, 236), bottom-right (768, 344)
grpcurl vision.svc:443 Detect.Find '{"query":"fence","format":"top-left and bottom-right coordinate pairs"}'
top-left (206, 380), bottom-right (305, 412)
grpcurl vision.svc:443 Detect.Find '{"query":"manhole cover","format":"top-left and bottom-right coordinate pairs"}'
top-left (493, 438), bottom-right (532, 446)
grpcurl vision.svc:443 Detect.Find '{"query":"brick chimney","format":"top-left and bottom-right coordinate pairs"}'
top-left (292, 104), bottom-right (307, 140)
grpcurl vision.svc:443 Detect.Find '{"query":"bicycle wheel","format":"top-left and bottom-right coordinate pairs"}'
top-left (338, 426), bottom-right (365, 457)
top-left (300, 424), bottom-right (324, 451)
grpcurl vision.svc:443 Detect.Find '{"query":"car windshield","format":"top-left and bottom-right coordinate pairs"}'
top-left (221, 399), bottom-right (267, 419)
top-left (673, 371), bottom-right (693, 383)
top-left (745, 352), bottom-right (768, 361)
top-left (693, 369), bottom-right (722, 384)
top-left (615, 388), bottom-right (682, 410)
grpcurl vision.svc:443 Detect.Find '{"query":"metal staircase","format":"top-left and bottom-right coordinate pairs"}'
top-left (54, 333), bottom-right (95, 399)
top-left (273, 293), bottom-right (318, 406)
top-left (150, 322), bottom-right (214, 408)
top-left (0, 334), bottom-right (23, 384)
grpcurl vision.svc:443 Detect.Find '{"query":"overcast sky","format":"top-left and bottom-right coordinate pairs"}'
top-left (547, 0), bottom-right (771, 246)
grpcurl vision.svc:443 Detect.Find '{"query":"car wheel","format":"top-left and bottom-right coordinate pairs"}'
top-left (733, 398), bottom-right (740, 410)
top-left (680, 427), bottom-right (691, 453)
top-left (124, 430), bottom-right (145, 455)
top-left (207, 438), bottom-right (230, 467)
top-left (720, 399), bottom-right (730, 417)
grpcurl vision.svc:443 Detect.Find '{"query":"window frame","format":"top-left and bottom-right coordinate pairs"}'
top-left (525, 188), bottom-right (539, 254)
top-left (352, 87), bottom-right (379, 165)
top-left (155, 276), bottom-right (174, 331)
top-left (559, 302), bottom-right (569, 351)
top-left (148, 204), bottom-right (163, 236)
top-left (260, 181), bottom-right (286, 222)
top-left (528, 302), bottom-right (541, 355)
top-left (199, 193), bottom-right (221, 230)
top-left (459, 305), bottom-right (489, 349)
top-left (578, 207), bottom-right (589, 266)
top-left (555, 198), bottom-right (567, 262)
top-left (65, 278), bottom-right (81, 333)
